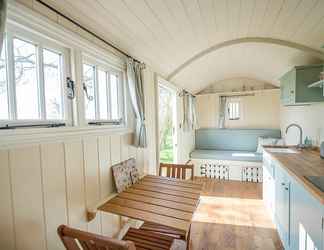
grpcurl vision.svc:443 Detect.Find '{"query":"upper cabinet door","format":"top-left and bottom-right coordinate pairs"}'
top-left (280, 64), bottom-right (324, 106)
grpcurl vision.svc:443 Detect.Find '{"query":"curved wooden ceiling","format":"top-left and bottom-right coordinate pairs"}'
top-left (43, 0), bottom-right (324, 93)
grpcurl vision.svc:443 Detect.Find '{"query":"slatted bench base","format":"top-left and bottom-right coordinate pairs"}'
top-left (191, 159), bottom-right (263, 182)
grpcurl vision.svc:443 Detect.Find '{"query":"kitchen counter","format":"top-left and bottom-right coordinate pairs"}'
top-left (264, 147), bottom-right (324, 204)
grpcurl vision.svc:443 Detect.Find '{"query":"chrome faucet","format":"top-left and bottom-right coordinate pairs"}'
top-left (285, 123), bottom-right (303, 148)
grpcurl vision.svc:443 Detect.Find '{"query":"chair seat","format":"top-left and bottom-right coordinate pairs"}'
top-left (140, 222), bottom-right (186, 240)
top-left (123, 228), bottom-right (185, 250)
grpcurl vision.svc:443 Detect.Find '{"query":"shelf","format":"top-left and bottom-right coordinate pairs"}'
top-left (308, 80), bottom-right (324, 88)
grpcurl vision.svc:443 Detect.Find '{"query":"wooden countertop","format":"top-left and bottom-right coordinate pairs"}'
top-left (264, 147), bottom-right (324, 204)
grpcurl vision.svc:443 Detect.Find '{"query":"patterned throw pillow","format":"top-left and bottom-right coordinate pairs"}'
top-left (127, 158), bottom-right (140, 184)
top-left (112, 162), bottom-right (132, 193)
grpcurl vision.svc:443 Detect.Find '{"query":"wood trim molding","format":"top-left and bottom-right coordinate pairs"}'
top-left (167, 37), bottom-right (324, 81)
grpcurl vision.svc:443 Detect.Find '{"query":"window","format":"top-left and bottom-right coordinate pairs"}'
top-left (82, 61), bottom-right (124, 124)
top-left (0, 31), bottom-right (69, 126)
top-left (227, 99), bottom-right (240, 120)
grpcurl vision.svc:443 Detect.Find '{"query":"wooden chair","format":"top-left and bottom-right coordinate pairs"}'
top-left (159, 163), bottom-right (194, 180)
top-left (58, 225), bottom-right (184, 250)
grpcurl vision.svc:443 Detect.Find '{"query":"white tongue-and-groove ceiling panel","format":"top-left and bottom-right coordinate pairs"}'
top-left (40, 0), bottom-right (324, 93)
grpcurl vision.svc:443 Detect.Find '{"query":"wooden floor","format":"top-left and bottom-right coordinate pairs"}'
top-left (189, 178), bottom-right (283, 250)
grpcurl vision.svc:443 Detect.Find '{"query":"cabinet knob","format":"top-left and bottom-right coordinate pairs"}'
top-left (281, 182), bottom-right (285, 186)
top-left (285, 187), bottom-right (289, 191)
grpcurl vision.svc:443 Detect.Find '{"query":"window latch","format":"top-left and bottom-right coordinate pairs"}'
top-left (66, 77), bottom-right (75, 100)
top-left (83, 82), bottom-right (94, 101)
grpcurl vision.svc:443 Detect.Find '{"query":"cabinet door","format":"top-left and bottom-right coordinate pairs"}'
top-left (290, 179), bottom-right (323, 250)
top-left (280, 71), bottom-right (295, 105)
top-left (275, 165), bottom-right (291, 249)
top-left (295, 66), bottom-right (324, 103)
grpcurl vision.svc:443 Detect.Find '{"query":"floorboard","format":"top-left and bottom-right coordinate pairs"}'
top-left (189, 178), bottom-right (283, 250)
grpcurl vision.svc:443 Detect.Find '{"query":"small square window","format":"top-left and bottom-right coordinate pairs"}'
top-left (227, 100), bottom-right (240, 120)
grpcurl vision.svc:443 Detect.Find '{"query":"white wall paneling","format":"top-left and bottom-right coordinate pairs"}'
top-left (40, 142), bottom-right (67, 250)
top-left (196, 89), bottom-right (281, 129)
top-left (64, 140), bottom-right (87, 231)
top-left (0, 150), bottom-right (15, 250)
top-left (10, 146), bottom-right (47, 250)
top-left (83, 137), bottom-right (101, 234)
top-left (0, 133), bottom-right (140, 250)
top-left (280, 103), bottom-right (324, 146)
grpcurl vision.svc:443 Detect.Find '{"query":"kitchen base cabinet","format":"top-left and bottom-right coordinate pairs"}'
top-left (290, 178), bottom-right (323, 250)
top-left (263, 151), bottom-right (324, 250)
top-left (274, 163), bottom-right (291, 250)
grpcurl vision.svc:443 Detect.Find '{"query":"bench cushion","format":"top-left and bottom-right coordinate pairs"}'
top-left (195, 128), bottom-right (281, 151)
top-left (190, 149), bottom-right (263, 162)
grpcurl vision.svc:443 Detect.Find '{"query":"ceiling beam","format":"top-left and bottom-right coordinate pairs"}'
top-left (167, 37), bottom-right (324, 80)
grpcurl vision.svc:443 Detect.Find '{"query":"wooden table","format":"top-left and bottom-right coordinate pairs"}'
top-left (98, 175), bottom-right (202, 238)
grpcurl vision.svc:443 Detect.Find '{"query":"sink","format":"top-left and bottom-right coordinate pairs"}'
top-left (266, 148), bottom-right (299, 154)
top-left (305, 176), bottom-right (324, 192)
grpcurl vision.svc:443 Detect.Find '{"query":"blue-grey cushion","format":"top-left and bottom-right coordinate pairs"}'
top-left (195, 128), bottom-right (281, 152)
top-left (190, 149), bottom-right (263, 162)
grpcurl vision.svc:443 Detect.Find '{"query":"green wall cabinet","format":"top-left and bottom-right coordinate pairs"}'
top-left (280, 64), bottom-right (324, 105)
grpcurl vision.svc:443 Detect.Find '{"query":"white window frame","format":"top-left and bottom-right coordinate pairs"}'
top-left (0, 25), bottom-right (72, 127)
top-left (226, 98), bottom-right (241, 121)
top-left (82, 55), bottom-right (126, 126)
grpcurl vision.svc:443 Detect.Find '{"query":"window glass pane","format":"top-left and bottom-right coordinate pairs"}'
top-left (0, 42), bottom-right (9, 119)
top-left (14, 38), bottom-right (39, 119)
top-left (43, 48), bottom-right (63, 120)
top-left (98, 69), bottom-right (108, 120)
top-left (110, 73), bottom-right (119, 120)
top-left (83, 64), bottom-right (95, 120)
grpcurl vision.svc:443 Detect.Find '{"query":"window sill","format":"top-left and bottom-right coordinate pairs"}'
top-left (0, 124), bottom-right (133, 148)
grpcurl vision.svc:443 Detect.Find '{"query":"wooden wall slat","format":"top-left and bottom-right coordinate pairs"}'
top-left (121, 134), bottom-right (130, 161)
top-left (110, 135), bottom-right (121, 165)
top-left (83, 137), bottom-right (101, 234)
top-left (64, 140), bottom-right (87, 231)
top-left (98, 135), bottom-right (113, 199)
top-left (10, 146), bottom-right (47, 250)
top-left (0, 132), bottom-right (136, 249)
top-left (0, 150), bottom-right (15, 250)
top-left (40, 142), bottom-right (67, 250)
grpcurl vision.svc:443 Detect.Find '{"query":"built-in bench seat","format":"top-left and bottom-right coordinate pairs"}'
top-left (190, 128), bottom-right (281, 182)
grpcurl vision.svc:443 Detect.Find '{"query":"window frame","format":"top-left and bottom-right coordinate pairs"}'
top-left (82, 55), bottom-right (126, 126)
top-left (226, 98), bottom-right (241, 121)
top-left (0, 25), bottom-right (72, 127)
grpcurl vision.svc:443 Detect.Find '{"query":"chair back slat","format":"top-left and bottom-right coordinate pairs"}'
top-left (58, 225), bottom-right (136, 250)
top-left (159, 163), bottom-right (194, 180)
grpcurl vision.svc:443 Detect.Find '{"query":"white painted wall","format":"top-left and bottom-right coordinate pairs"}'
top-left (196, 89), bottom-right (281, 129)
top-left (0, 132), bottom-right (145, 250)
top-left (280, 103), bottom-right (324, 146)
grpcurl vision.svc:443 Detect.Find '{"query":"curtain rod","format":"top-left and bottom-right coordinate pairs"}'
top-left (35, 0), bottom-right (142, 64)
top-left (220, 93), bottom-right (255, 98)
